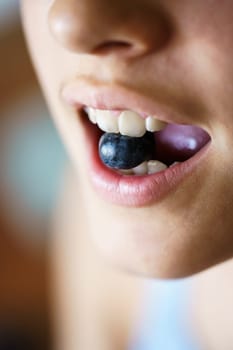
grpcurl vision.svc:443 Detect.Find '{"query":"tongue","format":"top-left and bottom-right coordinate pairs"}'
top-left (155, 124), bottom-right (211, 165)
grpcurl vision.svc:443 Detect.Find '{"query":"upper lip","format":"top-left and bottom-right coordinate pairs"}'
top-left (61, 79), bottom-right (198, 125)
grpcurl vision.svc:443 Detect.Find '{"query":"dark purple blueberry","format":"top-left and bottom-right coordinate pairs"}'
top-left (99, 132), bottom-right (155, 169)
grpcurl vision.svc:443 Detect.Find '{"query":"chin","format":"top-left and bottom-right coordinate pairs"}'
top-left (82, 161), bottom-right (233, 280)
top-left (100, 244), bottom-right (233, 280)
top-left (88, 214), bottom-right (233, 280)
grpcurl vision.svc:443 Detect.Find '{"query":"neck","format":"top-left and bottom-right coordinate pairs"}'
top-left (190, 259), bottom-right (233, 350)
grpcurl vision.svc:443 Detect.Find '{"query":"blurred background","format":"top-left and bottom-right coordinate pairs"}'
top-left (0, 1), bottom-right (68, 348)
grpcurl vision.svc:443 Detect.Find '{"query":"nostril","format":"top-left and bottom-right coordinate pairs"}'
top-left (92, 40), bottom-right (133, 55)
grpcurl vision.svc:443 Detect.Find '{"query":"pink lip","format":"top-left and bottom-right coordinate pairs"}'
top-left (82, 116), bottom-right (211, 207)
top-left (61, 80), bottom-right (212, 207)
top-left (62, 80), bottom-right (194, 124)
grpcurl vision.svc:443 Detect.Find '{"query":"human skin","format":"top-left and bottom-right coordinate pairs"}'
top-left (20, 0), bottom-right (233, 279)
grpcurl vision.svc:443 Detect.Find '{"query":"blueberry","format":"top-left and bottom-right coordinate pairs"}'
top-left (99, 132), bottom-right (155, 169)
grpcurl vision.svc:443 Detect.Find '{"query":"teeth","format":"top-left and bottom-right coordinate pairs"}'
top-left (147, 160), bottom-right (167, 174)
top-left (118, 160), bottom-right (167, 176)
top-left (118, 169), bottom-right (133, 175)
top-left (95, 110), bottom-right (119, 133)
top-left (86, 108), bottom-right (167, 137)
top-left (85, 107), bottom-right (97, 124)
top-left (118, 110), bottom-right (146, 137)
top-left (145, 116), bottom-right (167, 132)
top-left (170, 161), bottom-right (180, 167)
top-left (132, 162), bottom-right (148, 175)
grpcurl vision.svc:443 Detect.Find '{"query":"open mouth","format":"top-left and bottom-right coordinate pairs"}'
top-left (82, 107), bottom-right (211, 177)
top-left (62, 81), bottom-right (212, 206)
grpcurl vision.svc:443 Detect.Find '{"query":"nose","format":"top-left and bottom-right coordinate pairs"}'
top-left (48, 0), bottom-right (172, 58)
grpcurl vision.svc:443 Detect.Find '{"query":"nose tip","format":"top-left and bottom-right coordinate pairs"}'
top-left (49, 0), bottom-right (172, 58)
top-left (49, 12), bottom-right (138, 57)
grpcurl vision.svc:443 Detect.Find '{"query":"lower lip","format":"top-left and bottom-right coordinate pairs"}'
top-left (82, 115), bottom-right (211, 207)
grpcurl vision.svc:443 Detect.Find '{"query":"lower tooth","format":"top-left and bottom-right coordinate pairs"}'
top-left (133, 162), bottom-right (148, 175)
top-left (170, 162), bottom-right (180, 167)
top-left (118, 169), bottom-right (133, 175)
top-left (147, 160), bottom-right (167, 174)
top-left (119, 160), bottom-right (167, 176)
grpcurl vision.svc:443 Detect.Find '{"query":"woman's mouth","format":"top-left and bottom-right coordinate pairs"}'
top-left (62, 82), bottom-right (212, 207)
top-left (84, 107), bottom-right (210, 176)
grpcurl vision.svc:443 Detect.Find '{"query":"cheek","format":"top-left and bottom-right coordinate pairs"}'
top-left (21, 2), bottom-right (81, 134)
top-left (174, 1), bottom-right (233, 82)
top-left (21, 1), bottom-right (63, 92)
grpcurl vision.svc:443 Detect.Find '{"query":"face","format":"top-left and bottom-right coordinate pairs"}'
top-left (20, 0), bottom-right (233, 278)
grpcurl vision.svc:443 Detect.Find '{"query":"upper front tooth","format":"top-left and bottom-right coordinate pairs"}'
top-left (88, 107), bottom-right (167, 136)
top-left (145, 116), bottom-right (167, 132)
top-left (95, 110), bottom-right (119, 133)
top-left (119, 110), bottom-right (146, 137)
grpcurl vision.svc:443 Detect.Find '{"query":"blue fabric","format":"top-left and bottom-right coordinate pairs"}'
top-left (129, 278), bottom-right (200, 350)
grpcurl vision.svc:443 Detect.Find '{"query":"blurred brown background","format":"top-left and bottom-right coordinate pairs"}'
top-left (0, 1), bottom-right (67, 348)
